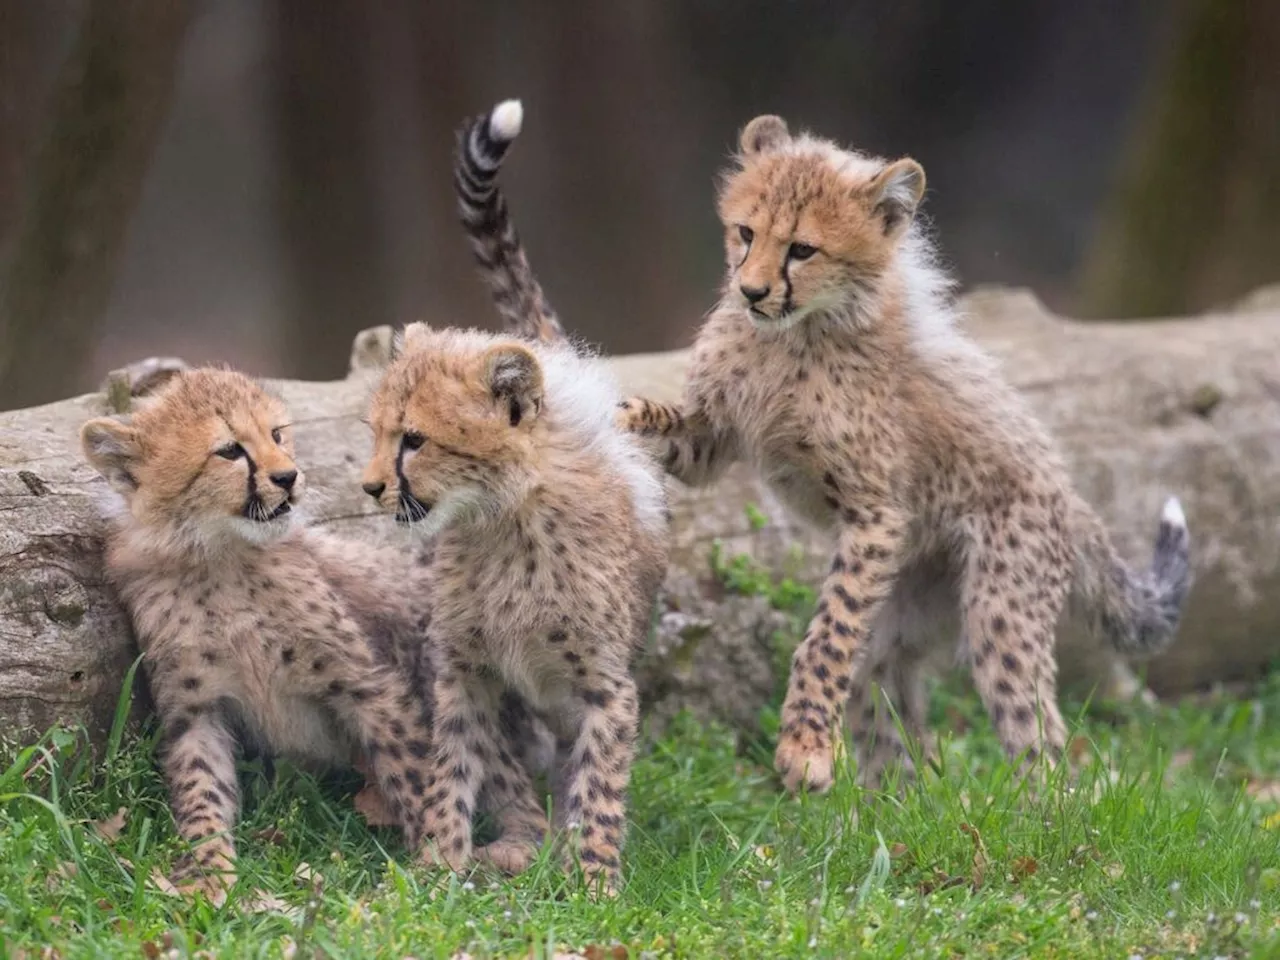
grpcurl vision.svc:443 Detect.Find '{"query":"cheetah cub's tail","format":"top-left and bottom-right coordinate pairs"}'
top-left (1070, 495), bottom-right (1192, 656)
top-left (454, 98), bottom-right (566, 345)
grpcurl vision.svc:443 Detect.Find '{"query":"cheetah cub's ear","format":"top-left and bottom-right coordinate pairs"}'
top-left (739, 115), bottom-right (790, 156)
top-left (865, 158), bottom-right (926, 237)
top-left (81, 417), bottom-right (141, 494)
top-left (483, 343), bottom-right (544, 428)
top-left (394, 321), bottom-right (434, 358)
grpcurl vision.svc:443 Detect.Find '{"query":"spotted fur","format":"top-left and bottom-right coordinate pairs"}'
top-left (81, 369), bottom-right (548, 902)
top-left (361, 323), bottom-right (668, 894)
top-left (618, 115), bottom-right (1191, 794)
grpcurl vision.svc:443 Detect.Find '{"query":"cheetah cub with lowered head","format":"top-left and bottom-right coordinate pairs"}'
top-left (618, 115), bottom-right (1191, 795)
top-left (79, 368), bottom-right (541, 901)
top-left (358, 100), bottom-right (669, 893)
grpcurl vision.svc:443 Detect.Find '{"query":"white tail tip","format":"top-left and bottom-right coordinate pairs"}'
top-left (1161, 496), bottom-right (1186, 528)
top-left (489, 99), bottom-right (523, 142)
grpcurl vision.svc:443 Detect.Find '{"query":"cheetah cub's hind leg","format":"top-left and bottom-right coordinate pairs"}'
top-left (847, 564), bottom-right (954, 789)
top-left (161, 711), bottom-right (241, 905)
top-left (317, 661), bottom-right (441, 856)
top-left (963, 505), bottom-right (1072, 772)
top-left (421, 669), bottom-right (547, 874)
top-left (473, 693), bottom-right (553, 876)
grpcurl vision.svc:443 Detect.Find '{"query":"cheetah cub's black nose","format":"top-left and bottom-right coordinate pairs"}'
top-left (362, 481), bottom-right (386, 499)
top-left (741, 284), bottom-right (770, 304)
top-left (270, 470), bottom-right (298, 492)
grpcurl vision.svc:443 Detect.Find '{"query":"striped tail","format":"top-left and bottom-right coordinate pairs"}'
top-left (1069, 495), bottom-right (1192, 657)
top-left (454, 99), bottom-right (566, 345)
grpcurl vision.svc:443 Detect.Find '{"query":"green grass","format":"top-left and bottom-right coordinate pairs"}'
top-left (3, 671), bottom-right (1280, 959)
top-left (3, 529), bottom-right (1279, 958)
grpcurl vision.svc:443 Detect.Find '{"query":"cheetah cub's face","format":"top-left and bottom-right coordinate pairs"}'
top-left (718, 114), bottom-right (927, 331)
top-left (362, 323), bottom-right (542, 536)
top-left (80, 369), bottom-right (303, 546)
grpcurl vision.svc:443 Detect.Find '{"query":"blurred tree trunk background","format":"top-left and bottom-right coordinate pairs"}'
top-left (1079, 0), bottom-right (1280, 318)
top-left (0, 0), bottom-right (188, 409)
top-left (270, 0), bottom-right (390, 380)
top-left (0, 1), bottom-right (1277, 409)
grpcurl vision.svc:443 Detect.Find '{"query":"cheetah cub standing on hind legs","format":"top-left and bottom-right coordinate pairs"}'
top-left (359, 100), bottom-right (668, 893)
top-left (79, 368), bottom-right (545, 902)
top-left (618, 115), bottom-right (1192, 795)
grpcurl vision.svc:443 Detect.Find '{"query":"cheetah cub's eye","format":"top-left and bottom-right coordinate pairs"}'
top-left (788, 242), bottom-right (817, 261)
top-left (215, 442), bottom-right (246, 460)
top-left (738, 225), bottom-right (754, 244)
top-left (402, 431), bottom-right (425, 451)
top-left (271, 427), bottom-right (283, 445)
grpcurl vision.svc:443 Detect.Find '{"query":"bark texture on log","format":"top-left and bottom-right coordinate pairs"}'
top-left (1, 288), bottom-right (1278, 745)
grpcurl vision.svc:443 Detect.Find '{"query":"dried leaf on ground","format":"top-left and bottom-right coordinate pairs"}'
top-left (92, 807), bottom-right (128, 842)
top-left (44, 861), bottom-right (77, 892)
top-left (241, 889), bottom-right (302, 920)
top-left (252, 826), bottom-right (288, 846)
top-left (960, 822), bottom-right (989, 889)
top-left (293, 862), bottom-right (322, 889)
top-left (583, 946), bottom-right (630, 960)
top-left (917, 867), bottom-right (965, 895)
top-left (1011, 856), bottom-right (1039, 881)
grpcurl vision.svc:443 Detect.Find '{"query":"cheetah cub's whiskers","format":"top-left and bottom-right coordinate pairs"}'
top-left (617, 113), bottom-right (1192, 795)
top-left (357, 99), bottom-right (669, 895)
top-left (80, 368), bottom-right (546, 903)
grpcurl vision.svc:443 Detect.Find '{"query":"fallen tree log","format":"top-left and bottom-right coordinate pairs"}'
top-left (2, 286), bottom-right (1278, 746)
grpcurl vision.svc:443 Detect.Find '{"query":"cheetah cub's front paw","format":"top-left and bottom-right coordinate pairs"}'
top-left (775, 728), bottom-right (835, 795)
top-left (474, 838), bottom-right (540, 876)
top-left (172, 851), bottom-right (236, 907)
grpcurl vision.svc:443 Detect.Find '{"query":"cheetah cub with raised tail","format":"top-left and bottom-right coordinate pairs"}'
top-left (618, 115), bottom-right (1192, 795)
top-left (359, 100), bottom-right (669, 895)
top-left (80, 368), bottom-right (512, 902)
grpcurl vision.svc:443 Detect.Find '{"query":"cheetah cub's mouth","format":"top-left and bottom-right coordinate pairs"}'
top-left (242, 494), bottom-right (293, 523)
top-left (395, 491), bottom-right (432, 525)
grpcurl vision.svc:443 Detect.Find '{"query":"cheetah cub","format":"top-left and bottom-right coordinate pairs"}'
top-left (358, 101), bottom-right (669, 894)
top-left (618, 115), bottom-right (1192, 795)
top-left (81, 369), bottom-right (463, 901)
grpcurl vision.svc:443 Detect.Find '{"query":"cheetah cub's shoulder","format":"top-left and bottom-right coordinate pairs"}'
top-left (618, 114), bottom-right (1191, 796)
